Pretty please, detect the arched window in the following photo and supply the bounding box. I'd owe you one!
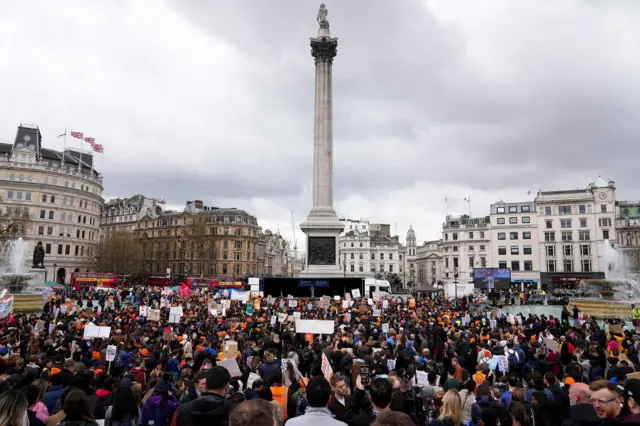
[51,195,56,203]
[42,194,47,202]
[48,211,54,220]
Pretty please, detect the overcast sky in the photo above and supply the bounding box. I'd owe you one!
[1,0,639,251]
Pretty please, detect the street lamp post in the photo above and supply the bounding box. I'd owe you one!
[453,267,459,299]
[53,263,57,284]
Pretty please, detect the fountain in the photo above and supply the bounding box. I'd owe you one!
[569,240,639,319]
[0,238,49,312]
[0,238,33,293]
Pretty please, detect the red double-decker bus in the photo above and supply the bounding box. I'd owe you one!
[144,276,175,287]
[71,272,119,290]
[184,277,244,289]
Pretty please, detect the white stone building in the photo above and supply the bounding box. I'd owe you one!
[404,226,417,287]
[488,201,540,287]
[0,124,104,284]
[416,240,444,285]
[101,194,166,237]
[338,218,404,279]
[535,176,615,289]
[615,201,640,275]
[440,214,491,284]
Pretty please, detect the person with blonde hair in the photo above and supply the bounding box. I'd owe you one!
[430,390,463,426]
[0,390,29,426]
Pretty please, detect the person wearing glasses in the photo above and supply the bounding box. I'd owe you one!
[589,380,622,421]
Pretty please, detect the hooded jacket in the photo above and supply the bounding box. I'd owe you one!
[172,393,230,426]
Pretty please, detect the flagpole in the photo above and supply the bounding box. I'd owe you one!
[62,127,67,166]
[468,196,472,216]
[78,136,83,171]
[444,195,448,218]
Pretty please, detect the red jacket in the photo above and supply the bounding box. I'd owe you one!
[129,367,146,389]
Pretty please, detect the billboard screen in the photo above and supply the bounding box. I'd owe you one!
[473,268,511,289]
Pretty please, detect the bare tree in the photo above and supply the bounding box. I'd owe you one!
[184,213,216,276]
[95,230,144,274]
[0,206,32,246]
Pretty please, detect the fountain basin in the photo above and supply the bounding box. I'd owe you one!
[568,298,635,319]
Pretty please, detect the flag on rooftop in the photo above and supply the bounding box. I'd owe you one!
[70,131,83,139]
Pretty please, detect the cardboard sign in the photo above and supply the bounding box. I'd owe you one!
[351,289,361,298]
[106,345,117,362]
[224,341,238,359]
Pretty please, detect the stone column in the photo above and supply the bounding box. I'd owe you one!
[310,33,338,217]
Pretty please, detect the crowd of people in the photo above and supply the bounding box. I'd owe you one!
[0,284,640,426]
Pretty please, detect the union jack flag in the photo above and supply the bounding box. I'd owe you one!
[70,131,83,139]
[92,143,103,153]
[84,137,95,145]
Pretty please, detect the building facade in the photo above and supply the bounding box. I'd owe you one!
[338,218,405,281]
[416,240,444,285]
[260,229,293,277]
[405,226,417,288]
[441,214,491,284]
[489,201,540,287]
[535,177,615,288]
[615,201,640,274]
[0,124,104,283]
[101,194,166,236]
[134,200,259,278]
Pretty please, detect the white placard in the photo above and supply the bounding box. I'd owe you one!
[278,313,288,323]
[106,345,117,362]
[139,306,147,317]
[218,358,242,377]
[367,298,373,305]
[497,355,508,372]
[295,319,335,334]
[148,309,160,321]
[289,299,298,308]
[334,295,340,301]
[373,309,381,317]
[342,300,349,309]
[351,289,361,298]
[270,316,277,325]
[247,372,260,389]
[382,323,389,333]
[387,359,396,371]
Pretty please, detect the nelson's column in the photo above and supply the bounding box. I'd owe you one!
[300,4,344,278]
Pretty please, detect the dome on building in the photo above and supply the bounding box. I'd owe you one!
[406,225,416,239]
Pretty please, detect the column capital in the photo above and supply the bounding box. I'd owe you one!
[310,37,338,64]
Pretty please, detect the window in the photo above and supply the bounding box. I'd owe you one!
[559,205,572,215]
[359,265,364,273]
[468,257,474,268]
[17,192,23,200]
[563,245,573,256]
[469,245,475,251]
[350,253,354,260]
[38,226,44,235]
[546,245,556,256]
[379,264,384,272]
[371,253,375,260]
[524,260,533,271]
[560,219,572,228]
[601,204,607,213]
[9,174,14,181]
[498,232,506,240]
[350,242,354,247]
[522,216,530,224]
[511,261,520,271]
[25,192,31,201]
[603,230,610,240]
[57,244,63,255]
[579,230,590,241]
[47,226,53,235]
[509,206,517,213]
[359,253,363,260]
[497,218,505,225]
[453,257,459,268]
[523,245,532,255]
[48,211,54,220]
[380,253,384,260]
[561,231,572,241]
[580,218,587,227]
[498,246,507,255]
[75,246,79,256]
[546,220,553,229]
[452,233,458,240]
[480,245,485,250]
[444,234,448,241]
[546,260,556,272]
[389,253,393,260]
[40,210,45,219]
[599,218,612,227]
[511,246,519,255]
[6,191,13,200]
[445,258,449,268]
[350,264,355,272]
[563,259,574,272]
[509,217,518,224]
[581,259,592,272]
[580,244,590,256]
[545,207,551,215]
[50,195,56,203]
[497,207,505,214]
[76,230,80,238]
[480,232,485,238]
[389,265,394,273]
[45,243,51,254]
[544,232,555,242]
[469,232,474,239]
[521,205,531,212]
[523,232,531,240]
[452,246,458,252]
[510,232,518,240]
[222,264,228,274]
[498,261,507,268]
[579,205,586,214]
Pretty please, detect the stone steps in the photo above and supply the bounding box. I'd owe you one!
[568,299,633,319]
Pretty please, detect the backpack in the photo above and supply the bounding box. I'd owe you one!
[112,416,137,426]
[508,351,520,366]
[140,403,173,426]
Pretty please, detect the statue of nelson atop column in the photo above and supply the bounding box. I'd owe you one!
[317,3,330,29]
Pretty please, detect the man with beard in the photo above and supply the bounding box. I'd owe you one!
[589,380,622,422]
